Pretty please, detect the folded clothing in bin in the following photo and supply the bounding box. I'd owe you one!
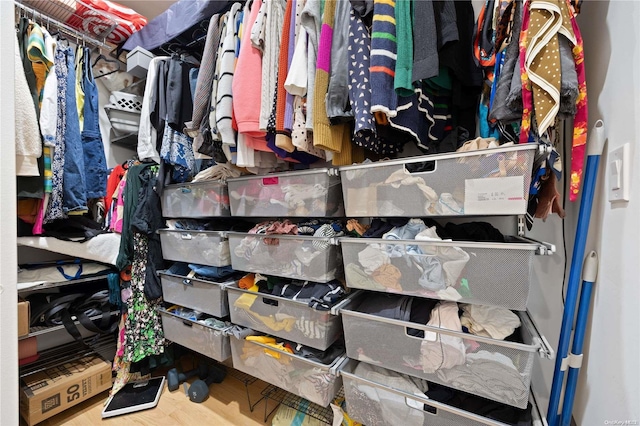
[165,261,239,281]
[239,273,346,310]
[239,334,343,403]
[350,362,533,426]
[164,304,230,329]
[233,275,346,340]
[351,295,528,407]
[345,219,505,299]
[165,218,253,232]
[232,220,344,281]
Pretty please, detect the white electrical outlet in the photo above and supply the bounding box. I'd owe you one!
[608,143,630,202]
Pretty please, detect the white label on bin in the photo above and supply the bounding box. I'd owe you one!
[464,175,525,215]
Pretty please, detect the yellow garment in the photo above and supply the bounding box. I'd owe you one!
[312,0,349,153]
[241,338,291,363]
[26,23,53,101]
[245,335,276,344]
[75,46,85,131]
[234,293,296,332]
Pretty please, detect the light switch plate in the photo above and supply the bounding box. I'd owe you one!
[608,143,630,202]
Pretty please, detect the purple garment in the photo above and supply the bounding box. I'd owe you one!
[122,0,234,52]
[284,0,297,132]
[266,133,321,165]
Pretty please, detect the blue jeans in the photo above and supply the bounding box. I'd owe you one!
[62,47,88,214]
[81,47,107,198]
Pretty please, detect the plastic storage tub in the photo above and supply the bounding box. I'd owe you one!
[159,229,230,267]
[340,236,552,310]
[228,232,342,282]
[339,144,541,217]
[161,180,230,218]
[159,270,237,318]
[226,284,356,350]
[341,307,553,409]
[341,360,547,426]
[159,307,231,362]
[227,169,344,217]
[229,335,347,406]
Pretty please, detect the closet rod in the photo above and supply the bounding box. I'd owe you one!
[14,1,107,48]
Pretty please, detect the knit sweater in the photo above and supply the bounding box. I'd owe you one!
[185,14,222,138]
[15,34,42,177]
[216,3,242,146]
[370,0,399,118]
[232,0,268,145]
[312,0,348,153]
[394,0,413,96]
[275,0,295,153]
[411,0,438,82]
[257,0,285,131]
[300,0,322,130]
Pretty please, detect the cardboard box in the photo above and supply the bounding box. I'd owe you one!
[18,298,30,338]
[20,354,112,426]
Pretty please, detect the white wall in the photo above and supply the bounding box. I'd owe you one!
[530,0,640,423]
[511,2,640,423]
[0,1,19,423]
[570,1,640,423]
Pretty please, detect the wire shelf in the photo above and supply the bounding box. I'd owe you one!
[261,385,344,425]
[228,368,258,387]
[15,0,116,47]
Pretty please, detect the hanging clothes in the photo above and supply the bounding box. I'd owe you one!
[80,47,108,199]
[16,17,44,201]
[123,233,165,363]
[14,33,42,178]
[44,45,71,223]
[59,46,88,215]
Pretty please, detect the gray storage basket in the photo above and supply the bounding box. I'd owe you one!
[341,308,553,409]
[340,236,552,310]
[159,307,231,362]
[229,334,347,406]
[159,271,235,318]
[159,229,230,267]
[161,180,230,218]
[339,144,541,217]
[227,168,344,217]
[341,360,548,426]
[228,232,342,282]
[227,284,357,351]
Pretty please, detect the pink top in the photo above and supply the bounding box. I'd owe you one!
[232,0,268,150]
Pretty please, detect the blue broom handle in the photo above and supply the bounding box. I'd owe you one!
[560,252,597,425]
[548,121,604,426]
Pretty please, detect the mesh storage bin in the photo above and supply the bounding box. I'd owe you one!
[227,169,344,217]
[159,271,236,318]
[229,335,346,406]
[341,308,552,409]
[340,144,541,217]
[161,180,230,218]
[228,232,342,282]
[341,236,551,310]
[341,361,546,426]
[227,284,355,350]
[159,307,231,362]
[159,229,230,267]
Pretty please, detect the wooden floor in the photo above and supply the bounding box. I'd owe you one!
[25,363,279,426]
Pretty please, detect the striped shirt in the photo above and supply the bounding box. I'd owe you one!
[370,0,399,118]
